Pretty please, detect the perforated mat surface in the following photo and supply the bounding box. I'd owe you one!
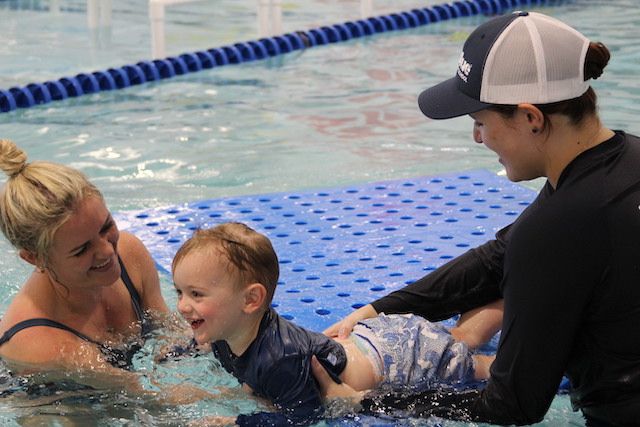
[115,169,536,331]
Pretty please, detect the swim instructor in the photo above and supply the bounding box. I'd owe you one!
[314,11,640,426]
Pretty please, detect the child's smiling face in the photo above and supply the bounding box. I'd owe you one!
[173,248,247,345]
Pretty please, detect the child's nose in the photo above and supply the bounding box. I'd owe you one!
[177,298,191,314]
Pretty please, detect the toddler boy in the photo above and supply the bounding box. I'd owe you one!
[172,223,496,425]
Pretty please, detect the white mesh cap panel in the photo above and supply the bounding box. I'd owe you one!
[537,17,589,102]
[482,19,539,103]
[480,12,590,105]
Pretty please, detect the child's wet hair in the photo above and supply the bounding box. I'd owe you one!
[173,222,280,305]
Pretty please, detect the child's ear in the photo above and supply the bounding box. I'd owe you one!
[243,283,267,314]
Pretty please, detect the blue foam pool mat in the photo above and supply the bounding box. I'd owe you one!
[115,169,536,332]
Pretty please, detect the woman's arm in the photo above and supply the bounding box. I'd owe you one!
[371,228,509,320]
[323,226,511,340]
[2,329,214,405]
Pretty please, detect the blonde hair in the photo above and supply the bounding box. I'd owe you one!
[173,222,280,306]
[0,139,102,264]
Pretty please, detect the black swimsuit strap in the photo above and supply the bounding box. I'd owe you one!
[0,255,146,347]
[117,255,144,322]
[0,318,97,347]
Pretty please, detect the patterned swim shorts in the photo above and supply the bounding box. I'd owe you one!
[352,313,475,391]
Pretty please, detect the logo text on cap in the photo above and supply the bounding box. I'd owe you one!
[457,52,472,83]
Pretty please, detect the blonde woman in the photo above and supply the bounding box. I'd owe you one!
[0,139,209,403]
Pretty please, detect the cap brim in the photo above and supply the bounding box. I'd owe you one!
[418,76,491,120]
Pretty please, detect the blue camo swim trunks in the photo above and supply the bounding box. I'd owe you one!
[352,313,475,390]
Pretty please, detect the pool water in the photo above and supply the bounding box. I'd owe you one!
[1,0,639,425]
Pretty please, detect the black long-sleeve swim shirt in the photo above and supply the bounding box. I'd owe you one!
[369,131,640,425]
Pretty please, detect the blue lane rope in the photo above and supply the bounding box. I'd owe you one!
[0,0,563,113]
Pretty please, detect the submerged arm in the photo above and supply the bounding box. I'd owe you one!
[2,330,215,405]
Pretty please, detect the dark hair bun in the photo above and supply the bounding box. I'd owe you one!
[585,41,610,80]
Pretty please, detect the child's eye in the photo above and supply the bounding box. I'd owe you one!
[191,290,202,298]
[174,289,182,297]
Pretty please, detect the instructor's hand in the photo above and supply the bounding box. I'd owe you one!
[322,304,378,339]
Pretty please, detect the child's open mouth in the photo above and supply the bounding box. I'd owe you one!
[190,319,204,329]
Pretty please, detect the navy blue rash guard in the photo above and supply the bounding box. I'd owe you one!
[368,131,640,425]
[212,308,348,426]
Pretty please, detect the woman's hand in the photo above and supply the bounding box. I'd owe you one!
[323,304,378,339]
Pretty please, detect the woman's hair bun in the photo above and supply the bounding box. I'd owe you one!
[585,41,611,81]
[0,139,28,178]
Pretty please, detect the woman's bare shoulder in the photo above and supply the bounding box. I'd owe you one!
[0,321,88,372]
